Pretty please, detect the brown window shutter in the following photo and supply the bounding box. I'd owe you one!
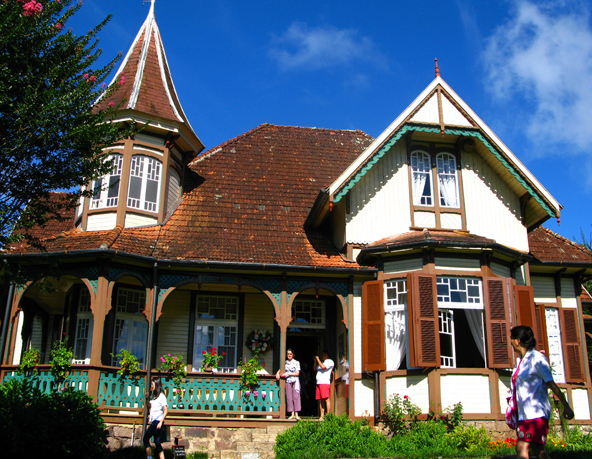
[362,280,385,371]
[560,308,584,383]
[515,285,547,355]
[408,273,440,368]
[483,277,514,368]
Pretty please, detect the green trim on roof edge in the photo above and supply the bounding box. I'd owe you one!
[333,125,555,218]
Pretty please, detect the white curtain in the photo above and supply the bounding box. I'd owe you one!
[412,172,427,205]
[385,310,407,370]
[438,174,458,207]
[465,309,485,361]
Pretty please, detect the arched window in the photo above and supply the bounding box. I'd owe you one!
[90,154,123,209]
[436,153,459,208]
[410,151,433,205]
[127,155,162,212]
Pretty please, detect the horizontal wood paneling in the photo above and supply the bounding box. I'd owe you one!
[87,212,117,231]
[385,374,430,414]
[354,379,376,417]
[435,257,480,271]
[531,277,556,303]
[384,259,422,275]
[560,279,578,308]
[441,374,490,413]
[242,293,275,369]
[490,263,511,278]
[156,290,191,361]
[124,213,158,229]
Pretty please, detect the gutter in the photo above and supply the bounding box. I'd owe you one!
[0,249,377,275]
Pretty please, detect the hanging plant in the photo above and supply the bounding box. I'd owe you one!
[238,353,264,395]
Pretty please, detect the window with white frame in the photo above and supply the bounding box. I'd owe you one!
[193,296,238,372]
[437,277,485,368]
[90,154,124,209]
[111,287,147,367]
[290,299,325,330]
[411,151,433,206]
[384,279,408,371]
[544,308,566,383]
[128,155,162,212]
[436,153,460,208]
[73,289,93,364]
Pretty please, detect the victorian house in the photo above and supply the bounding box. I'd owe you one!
[1,3,591,428]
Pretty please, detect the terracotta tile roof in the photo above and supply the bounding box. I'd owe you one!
[18,192,75,241]
[8,125,374,269]
[367,230,496,248]
[528,226,592,264]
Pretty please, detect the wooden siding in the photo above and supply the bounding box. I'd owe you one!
[345,141,410,244]
[87,212,117,231]
[166,168,181,213]
[435,256,480,272]
[354,379,376,417]
[462,152,528,252]
[242,293,275,369]
[156,290,191,361]
[516,265,526,286]
[572,388,591,420]
[385,374,430,414]
[498,375,511,413]
[124,213,158,228]
[531,277,556,303]
[384,259,422,274]
[30,315,43,355]
[441,374,490,413]
[441,95,473,126]
[410,93,439,124]
[414,211,436,228]
[560,279,578,308]
[440,212,462,230]
[491,263,511,278]
[353,282,363,374]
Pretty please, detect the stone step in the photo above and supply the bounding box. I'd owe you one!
[251,433,272,442]
[236,441,275,453]
[266,425,288,435]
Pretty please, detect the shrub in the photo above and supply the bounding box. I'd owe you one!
[446,424,491,453]
[49,339,73,388]
[18,347,40,376]
[274,413,394,459]
[112,349,141,376]
[381,393,422,434]
[0,378,106,459]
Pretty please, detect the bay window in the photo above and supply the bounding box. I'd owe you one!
[90,154,123,209]
[128,155,162,212]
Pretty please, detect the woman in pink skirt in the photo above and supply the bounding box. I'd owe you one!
[276,348,301,420]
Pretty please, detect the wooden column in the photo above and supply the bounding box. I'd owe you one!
[88,269,110,402]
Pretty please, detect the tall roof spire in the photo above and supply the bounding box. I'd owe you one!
[97,1,202,151]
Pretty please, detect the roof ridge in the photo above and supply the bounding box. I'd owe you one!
[540,226,592,256]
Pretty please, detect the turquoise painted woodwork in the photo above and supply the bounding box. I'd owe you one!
[2,369,88,394]
[98,372,146,408]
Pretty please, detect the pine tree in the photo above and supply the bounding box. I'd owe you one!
[0,0,132,247]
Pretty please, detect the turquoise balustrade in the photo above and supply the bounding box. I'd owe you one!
[98,372,146,408]
[1,370,89,393]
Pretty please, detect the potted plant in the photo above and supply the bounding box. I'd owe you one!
[238,352,264,399]
[49,340,73,390]
[112,349,140,377]
[201,347,225,372]
[159,353,187,387]
[18,348,40,377]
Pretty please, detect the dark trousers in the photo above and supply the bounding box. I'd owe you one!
[143,420,164,453]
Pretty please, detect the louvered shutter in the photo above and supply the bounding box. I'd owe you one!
[362,280,385,371]
[514,285,547,355]
[408,273,440,368]
[483,277,513,368]
[560,308,584,383]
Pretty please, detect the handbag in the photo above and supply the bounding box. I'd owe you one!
[505,359,522,429]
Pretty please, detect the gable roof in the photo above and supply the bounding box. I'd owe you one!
[6,125,374,271]
[96,2,204,154]
[528,226,592,265]
[324,76,561,229]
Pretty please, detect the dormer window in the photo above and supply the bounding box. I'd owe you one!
[90,154,123,209]
[128,155,162,212]
[411,151,433,205]
[436,153,459,208]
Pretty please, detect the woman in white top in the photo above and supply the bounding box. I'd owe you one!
[144,377,168,459]
[276,348,301,420]
[510,326,573,459]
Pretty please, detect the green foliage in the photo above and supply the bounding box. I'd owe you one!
[159,353,187,387]
[201,347,224,370]
[275,414,394,459]
[49,339,73,387]
[390,420,458,458]
[112,349,141,376]
[238,352,263,393]
[0,378,106,459]
[0,0,134,249]
[381,392,422,434]
[446,424,491,453]
[18,347,40,376]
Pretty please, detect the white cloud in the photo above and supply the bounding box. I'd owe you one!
[483,1,592,152]
[268,22,386,71]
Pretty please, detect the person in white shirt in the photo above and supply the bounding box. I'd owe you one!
[144,377,168,459]
[510,326,573,459]
[314,350,334,420]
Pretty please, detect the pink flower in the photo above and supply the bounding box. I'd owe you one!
[262,393,266,399]
[173,356,177,360]
[160,357,165,362]
[82,73,89,80]
[108,101,114,107]
[404,395,408,399]
[102,82,106,88]
[89,75,96,83]
[253,391,259,397]
[55,23,62,30]
[119,74,125,86]
[168,354,171,356]
[245,390,250,396]
[22,1,43,17]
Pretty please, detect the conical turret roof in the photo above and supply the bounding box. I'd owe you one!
[97,2,203,153]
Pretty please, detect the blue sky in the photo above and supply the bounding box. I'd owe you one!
[69,0,592,245]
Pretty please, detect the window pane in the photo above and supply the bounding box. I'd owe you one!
[437,153,459,207]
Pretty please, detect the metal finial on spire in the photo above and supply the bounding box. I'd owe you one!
[435,58,440,77]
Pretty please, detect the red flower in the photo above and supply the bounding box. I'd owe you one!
[404,395,409,399]
[212,348,217,351]
[222,352,226,356]
[202,350,206,354]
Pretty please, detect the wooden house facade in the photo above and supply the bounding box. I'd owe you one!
[1,3,592,429]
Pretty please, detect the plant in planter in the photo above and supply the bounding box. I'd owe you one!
[49,340,73,389]
[18,348,40,377]
[111,349,140,377]
[160,353,187,387]
[238,353,264,397]
[201,347,224,372]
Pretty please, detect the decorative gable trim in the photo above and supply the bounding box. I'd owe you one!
[333,125,557,219]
